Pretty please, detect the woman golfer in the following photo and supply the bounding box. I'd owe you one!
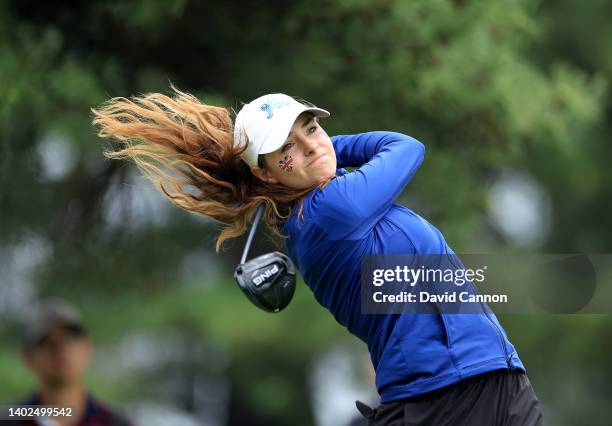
[92,88,543,425]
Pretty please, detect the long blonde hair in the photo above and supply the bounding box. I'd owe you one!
[91,86,322,252]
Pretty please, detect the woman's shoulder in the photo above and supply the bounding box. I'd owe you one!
[300,170,349,217]
[285,169,365,240]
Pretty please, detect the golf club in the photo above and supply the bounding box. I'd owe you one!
[234,204,296,313]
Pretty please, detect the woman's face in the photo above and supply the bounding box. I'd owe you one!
[251,113,337,189]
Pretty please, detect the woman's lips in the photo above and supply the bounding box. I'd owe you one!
[308,153,327,168]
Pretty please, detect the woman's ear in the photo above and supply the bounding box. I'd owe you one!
[250,165,279,184]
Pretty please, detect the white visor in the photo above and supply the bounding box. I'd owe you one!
[233,93,330,167]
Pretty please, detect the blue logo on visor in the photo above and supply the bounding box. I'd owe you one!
[260,99,292,119]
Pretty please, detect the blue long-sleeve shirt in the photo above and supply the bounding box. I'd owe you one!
[282,131,525,403]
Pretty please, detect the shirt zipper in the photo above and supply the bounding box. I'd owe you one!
[468,280,515,371]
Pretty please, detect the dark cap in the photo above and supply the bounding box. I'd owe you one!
[21,298,86,349]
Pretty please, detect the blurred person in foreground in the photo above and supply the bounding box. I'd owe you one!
[7,298,132,426]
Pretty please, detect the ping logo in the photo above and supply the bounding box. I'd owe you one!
[260,99,291,119]
[253,264,279,286]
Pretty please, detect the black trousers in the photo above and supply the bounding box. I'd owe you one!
[356,369,543,426]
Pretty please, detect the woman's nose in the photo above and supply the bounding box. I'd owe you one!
[302,138,318,156]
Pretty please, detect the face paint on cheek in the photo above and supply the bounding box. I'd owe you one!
[278,155,294,172]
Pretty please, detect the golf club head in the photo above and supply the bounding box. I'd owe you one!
[234,251,296,313]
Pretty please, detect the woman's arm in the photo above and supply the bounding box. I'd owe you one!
[314,131,425,239]
[332,131,422,168]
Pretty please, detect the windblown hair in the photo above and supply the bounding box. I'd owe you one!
[91,86,324,252]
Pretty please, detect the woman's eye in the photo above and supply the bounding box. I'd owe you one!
[308,126,317,134]
[282,143,294,152]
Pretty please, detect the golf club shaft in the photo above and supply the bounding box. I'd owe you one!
[240,204,265,264]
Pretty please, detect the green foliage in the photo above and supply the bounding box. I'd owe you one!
[1,0,611,424]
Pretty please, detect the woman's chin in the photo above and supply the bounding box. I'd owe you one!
[315,169,337,186]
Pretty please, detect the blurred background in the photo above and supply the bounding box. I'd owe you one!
[1,0,611,425]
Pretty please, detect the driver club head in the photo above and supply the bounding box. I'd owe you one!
[234,251,296,313]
